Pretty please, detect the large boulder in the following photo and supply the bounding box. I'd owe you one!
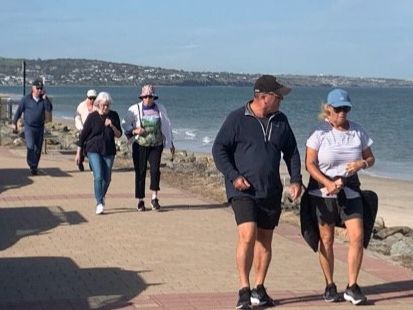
[390,238,413,257]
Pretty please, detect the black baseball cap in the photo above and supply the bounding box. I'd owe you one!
[254,75,291,96]
[32,78,44,88]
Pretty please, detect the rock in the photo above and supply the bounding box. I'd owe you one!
[47,138,60,145]
[188,153,196,163]
[0,136,13,145]
[374,216,385,229]
[383,233,404,247]
[176,150,187,157]
[368,239,391,255]
[390,238,413,257]
[282,189,299,210]
[13,137,24,146]
[374,226,412,240]
[165,161,174,169]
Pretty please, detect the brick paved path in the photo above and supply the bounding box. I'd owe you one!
[0,146,412,309]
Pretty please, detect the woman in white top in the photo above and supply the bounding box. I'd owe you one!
[74,89,97,171]
[122,85,175,212]
[305,89,375,305]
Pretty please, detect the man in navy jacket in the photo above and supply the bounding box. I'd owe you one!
[212,75,302,309]
[12,78,53,175]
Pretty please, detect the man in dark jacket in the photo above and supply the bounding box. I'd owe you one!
[12,78,53,175]
[212,75,302,310]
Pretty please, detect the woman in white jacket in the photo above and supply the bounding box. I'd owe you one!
[122,85,175,211]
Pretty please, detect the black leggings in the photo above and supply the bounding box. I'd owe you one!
[132,143,163,199]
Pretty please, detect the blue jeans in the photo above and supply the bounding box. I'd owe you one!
[24,126,44,169]
[87,153,114,205]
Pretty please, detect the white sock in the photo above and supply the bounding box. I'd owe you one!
[152,193,157,200]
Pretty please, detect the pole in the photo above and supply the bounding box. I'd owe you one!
[22,61,26,96]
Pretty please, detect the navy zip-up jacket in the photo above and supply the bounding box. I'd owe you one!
[212,103,302,201]
[13,94,53,128]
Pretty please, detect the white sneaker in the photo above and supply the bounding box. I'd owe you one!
[96,203,104,215]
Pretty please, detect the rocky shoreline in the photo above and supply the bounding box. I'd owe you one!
[1,119,412,271]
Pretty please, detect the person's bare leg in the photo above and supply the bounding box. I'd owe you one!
[318,223,335,284]
[236,222,256,288]
[345,218,364,286]
[253,228,273,286]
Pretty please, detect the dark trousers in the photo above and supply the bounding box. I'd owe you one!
[79,149,85,165]
[24,126,44,169]
[132,143,163,199]
[76,137,90,170]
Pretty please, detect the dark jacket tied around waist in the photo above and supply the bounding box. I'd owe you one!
[300,175,378,252]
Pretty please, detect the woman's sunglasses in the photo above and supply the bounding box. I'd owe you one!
[332,106,351,113]
[142,95,154,99]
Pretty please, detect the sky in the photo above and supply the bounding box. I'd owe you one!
[0,0,412,79]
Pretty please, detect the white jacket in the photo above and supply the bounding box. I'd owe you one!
[74,99,96,131]
[121,101,174,148]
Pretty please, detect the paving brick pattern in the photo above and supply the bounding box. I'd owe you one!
[0,146,412,309]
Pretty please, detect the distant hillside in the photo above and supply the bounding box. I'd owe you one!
[1,56,412,88]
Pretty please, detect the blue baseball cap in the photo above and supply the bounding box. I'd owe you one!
[327,88,352,107]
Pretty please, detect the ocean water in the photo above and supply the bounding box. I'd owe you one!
[1,85,412,181]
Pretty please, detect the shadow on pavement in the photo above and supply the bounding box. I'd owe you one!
[0,206,87,251]
[0,167,72,194]
[112,167,133,172]
[160,203,229,211]
[104,203,228,215]
[37,167,72,177]
[276,279,413,306]
[365,280,413,303]
[276,292,322,306]
[0,168,33,194]
[0,256,146,309]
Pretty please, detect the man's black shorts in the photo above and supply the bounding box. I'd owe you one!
[231,196,282,230]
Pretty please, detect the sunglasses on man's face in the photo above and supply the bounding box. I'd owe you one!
[142,95,154,99]
[36,87,43,90]
[267,92,283,100]
[333,106,351,113]
[88,97,96,100]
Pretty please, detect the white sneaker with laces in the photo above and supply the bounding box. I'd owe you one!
[96,203,104,215]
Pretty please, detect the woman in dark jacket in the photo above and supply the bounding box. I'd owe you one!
[75,92,122,214]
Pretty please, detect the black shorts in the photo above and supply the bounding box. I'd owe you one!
[309,195,363,226]
[231,196,282,230]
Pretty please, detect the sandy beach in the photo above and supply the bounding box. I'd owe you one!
[356,174,413,228]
